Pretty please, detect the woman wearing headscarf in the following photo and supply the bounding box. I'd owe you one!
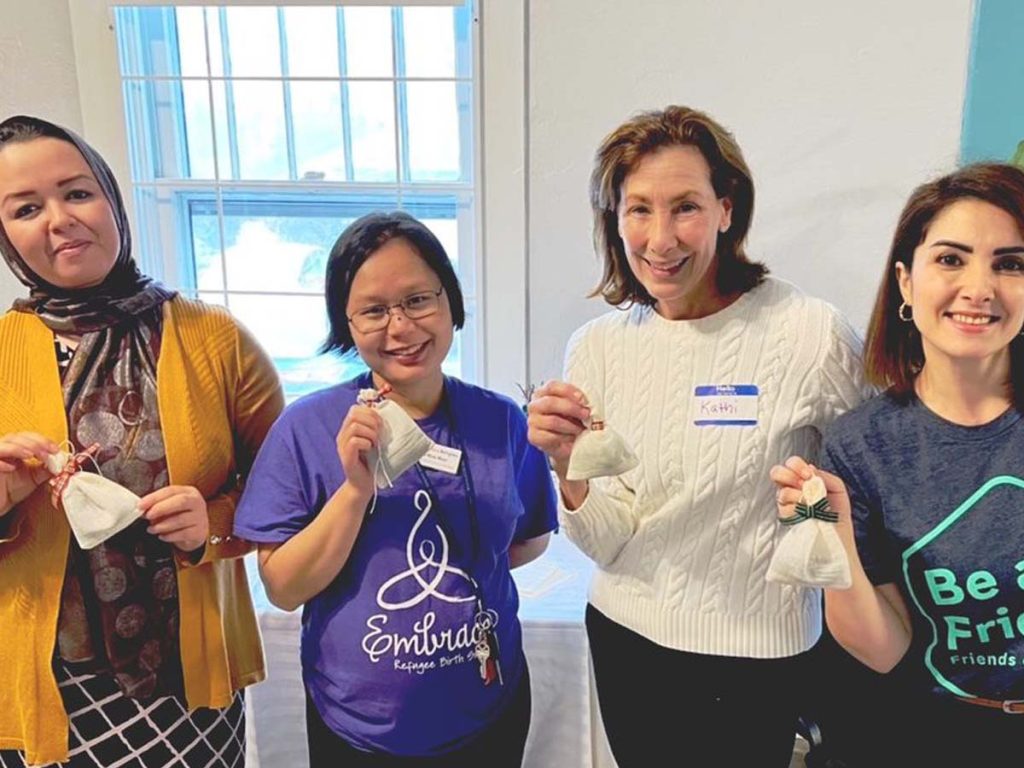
[0,115,283,767]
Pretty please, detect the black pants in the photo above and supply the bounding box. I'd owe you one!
[843,684,1024,768]
[306,663,531,768]
[874,688,1024,767]
[586,604,803,767]
[800,628,899,767]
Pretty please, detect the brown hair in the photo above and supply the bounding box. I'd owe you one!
[589,105,767,307]
[864,163,1024,409]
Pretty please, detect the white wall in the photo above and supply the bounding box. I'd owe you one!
[0,0,83,308]
[526,0,973,382]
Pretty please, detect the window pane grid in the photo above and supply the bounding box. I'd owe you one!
[393,6,410,188]
[277,8,300,182]
[115,2,478,398]
[130,181,474,197]
[120,75,473,83]
[117,4,471,185]
[181,285,479,298]
[336,8,355,181]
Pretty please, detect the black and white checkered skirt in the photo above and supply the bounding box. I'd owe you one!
[0,666,244,768]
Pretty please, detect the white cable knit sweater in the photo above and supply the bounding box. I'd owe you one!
[560,277,869,658]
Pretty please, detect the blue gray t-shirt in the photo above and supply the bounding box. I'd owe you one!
[822,392,1024,703]
[234,374,558,755]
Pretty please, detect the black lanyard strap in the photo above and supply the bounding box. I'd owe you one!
[411,382,482,584]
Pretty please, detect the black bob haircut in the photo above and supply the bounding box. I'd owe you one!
[321,210,466,355]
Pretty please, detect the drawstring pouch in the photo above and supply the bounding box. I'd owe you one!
[355,386,434,516]
[46,441,143,550]
[566,406,638,481]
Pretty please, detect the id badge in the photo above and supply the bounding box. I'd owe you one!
[693,384,758,426]
[419,444,462,474]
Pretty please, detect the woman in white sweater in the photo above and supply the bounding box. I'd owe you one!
[527,105,869,766]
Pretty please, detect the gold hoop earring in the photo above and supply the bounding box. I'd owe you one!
[898,302,913,323]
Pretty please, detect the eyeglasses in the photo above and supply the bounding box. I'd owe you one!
[347,286,445,333]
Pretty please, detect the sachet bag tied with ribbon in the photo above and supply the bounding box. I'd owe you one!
[767,473,851,589]
[565,406,639,481]
[357,387,433,489]
[45,443,143,550]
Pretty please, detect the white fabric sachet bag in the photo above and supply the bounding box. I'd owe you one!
[357,387,433,489]
[45,445,143,550]
[767,473,851,589]
[566,410,639,481]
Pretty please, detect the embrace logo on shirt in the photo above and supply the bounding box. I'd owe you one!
[360,490,500,676]
[902,476,1024,701]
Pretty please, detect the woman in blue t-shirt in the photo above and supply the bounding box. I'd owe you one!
[234,211,558,767]
[771,163,1024,765]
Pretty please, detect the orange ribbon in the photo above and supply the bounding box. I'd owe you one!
[48,443,101,509]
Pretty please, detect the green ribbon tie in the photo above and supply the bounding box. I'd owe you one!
[779,496,838,526]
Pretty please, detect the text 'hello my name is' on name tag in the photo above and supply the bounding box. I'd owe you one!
[693,384,758,426]
[419,443,463,474]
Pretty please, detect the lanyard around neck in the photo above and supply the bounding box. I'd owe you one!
[412,385,484,588]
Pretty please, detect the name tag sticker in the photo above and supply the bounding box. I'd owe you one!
[693,384,758,426]
[419,443,463,474]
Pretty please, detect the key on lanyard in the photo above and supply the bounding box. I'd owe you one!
[473,601,503,686]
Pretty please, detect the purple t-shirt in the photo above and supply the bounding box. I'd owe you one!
[234,375,558,756]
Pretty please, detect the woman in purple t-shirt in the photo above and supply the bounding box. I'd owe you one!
[234,211,558,766]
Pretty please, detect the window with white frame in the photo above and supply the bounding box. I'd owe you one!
[111,2,477,400]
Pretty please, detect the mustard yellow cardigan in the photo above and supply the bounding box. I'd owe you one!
[0,297,284,765]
